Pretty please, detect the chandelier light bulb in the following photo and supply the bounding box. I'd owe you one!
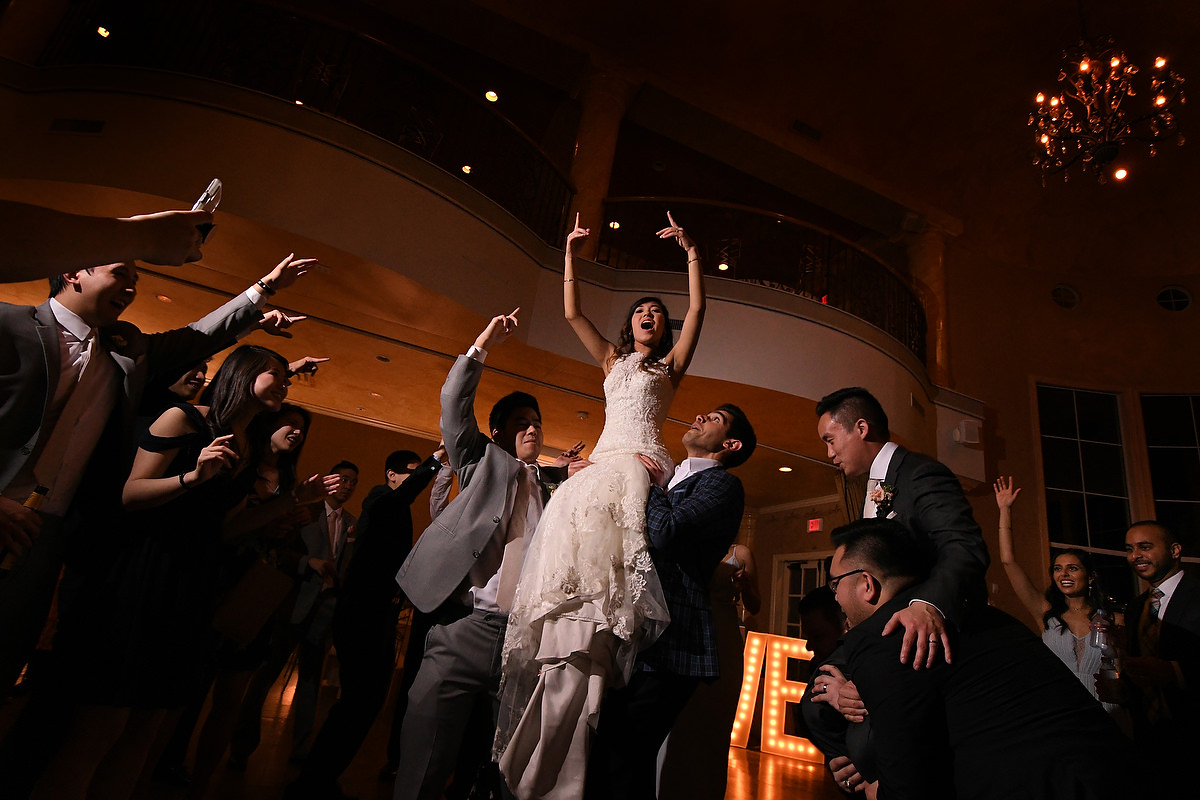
[1036,92,1046,103]
[1110,57,1120,68]
[1156,57,1167,69]
[1080,59,1090,72]
[1114,168,1128,180]
[1156,95,1167,106]
[1050,97,1060,107]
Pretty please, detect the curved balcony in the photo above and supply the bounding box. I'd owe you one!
[38,0,573,245]
[597,198,928,361]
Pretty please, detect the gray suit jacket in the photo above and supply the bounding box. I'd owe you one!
[0,294,262,496]
[292,505,357,625]
[395,355,564,614]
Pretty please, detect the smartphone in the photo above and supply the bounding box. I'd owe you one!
[192,178,222,241]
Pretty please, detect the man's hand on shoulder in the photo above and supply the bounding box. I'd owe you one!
[882,600,950,669]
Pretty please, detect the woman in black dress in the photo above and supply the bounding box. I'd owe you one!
[35,345,331,800]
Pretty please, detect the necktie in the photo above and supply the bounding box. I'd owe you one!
[1150,587,1164,619]
[496,465,540,613]
[1139,587,1169,722]
[328,508,342,558]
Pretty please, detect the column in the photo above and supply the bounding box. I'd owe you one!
[907,225,951,387]
[567,62,637,260]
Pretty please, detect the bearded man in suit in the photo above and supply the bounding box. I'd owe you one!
[586,403,755,800]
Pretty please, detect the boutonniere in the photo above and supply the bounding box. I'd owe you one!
[544,482,560,497]
[346,524,356,543]
[870,483,896,517]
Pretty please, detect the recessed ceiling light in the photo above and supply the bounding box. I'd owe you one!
[156,294,172,303]
[485,90,499,102]
[462,165,472,174]
[718,263,730,271]
[369,391,382,398]
[778,466,793,473]
[1114,168,1128,180]
[375,355,391,363]
[608,221,620,229]
[294,100,304,106]
[97,27,111,38]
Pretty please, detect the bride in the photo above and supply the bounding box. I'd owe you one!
[495,212,706,799]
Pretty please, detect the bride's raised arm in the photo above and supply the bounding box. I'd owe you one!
[659,211,706,385]
[563,213,618,372]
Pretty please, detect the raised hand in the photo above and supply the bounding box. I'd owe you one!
[123,209,212,265]
[993,476,1022,510]
[551,441,586,468]
[474,308,520,352]
[288,355,329,375]
[566,213,590,254]
[256,310,309,338]
[261,254,319,292]
[656,211,696,251]
[185,434,238,487]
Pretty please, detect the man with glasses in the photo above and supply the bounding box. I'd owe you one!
[817,518,1127,799]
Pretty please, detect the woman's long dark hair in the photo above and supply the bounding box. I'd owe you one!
[246,403,310,493]
[198,345,289,436]
[610,295,674,372]
[1043,548,1108,631]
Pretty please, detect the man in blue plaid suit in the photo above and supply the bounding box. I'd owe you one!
[586,403,756,800]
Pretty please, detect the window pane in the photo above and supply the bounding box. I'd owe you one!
[1045,490,1087,546]
[1147,448,1200,501]
[1153,500,1200,554]
[1085,495,1131,552]
[1037,386,1077,438]
[1041,436,1082,491]
[1143,395,1196,446]
[1076,391,1121,444]
[1080,442,1127,497]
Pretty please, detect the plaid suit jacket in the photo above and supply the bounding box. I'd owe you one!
[638,465,744,678]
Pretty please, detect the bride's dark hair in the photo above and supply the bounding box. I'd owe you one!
[609,295,674,372]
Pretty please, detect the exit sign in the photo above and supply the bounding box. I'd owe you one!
[807,518,823,533]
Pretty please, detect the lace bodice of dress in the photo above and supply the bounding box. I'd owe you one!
[590,352,674,469]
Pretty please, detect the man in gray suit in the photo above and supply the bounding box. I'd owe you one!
[393,310,569,800]
[0,255,311,694]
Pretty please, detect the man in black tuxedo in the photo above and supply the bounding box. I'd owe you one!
[1100,521,1200,793]
[586,404,755,800]
[803,387,989,792]
[285,448,444,799]
[828,519,1127,800]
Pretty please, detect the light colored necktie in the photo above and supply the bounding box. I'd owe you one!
[496,465,539,613]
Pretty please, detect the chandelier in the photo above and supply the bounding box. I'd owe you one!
[1029,34,1185,183]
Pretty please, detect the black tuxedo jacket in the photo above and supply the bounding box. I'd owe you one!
[843,591,1128,800]
[883,446,989,630]
[1124,571,1200,736]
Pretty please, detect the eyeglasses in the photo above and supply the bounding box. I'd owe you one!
[828,568,867,592]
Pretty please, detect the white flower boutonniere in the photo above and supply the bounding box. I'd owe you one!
[869,483,896,518]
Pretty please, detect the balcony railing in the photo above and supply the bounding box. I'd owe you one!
[598,198,927,361]
[38,0,573,245]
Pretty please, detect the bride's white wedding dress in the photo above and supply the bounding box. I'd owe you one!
[495,352,673,799]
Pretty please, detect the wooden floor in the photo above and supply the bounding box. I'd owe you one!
[3,666,846,800]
